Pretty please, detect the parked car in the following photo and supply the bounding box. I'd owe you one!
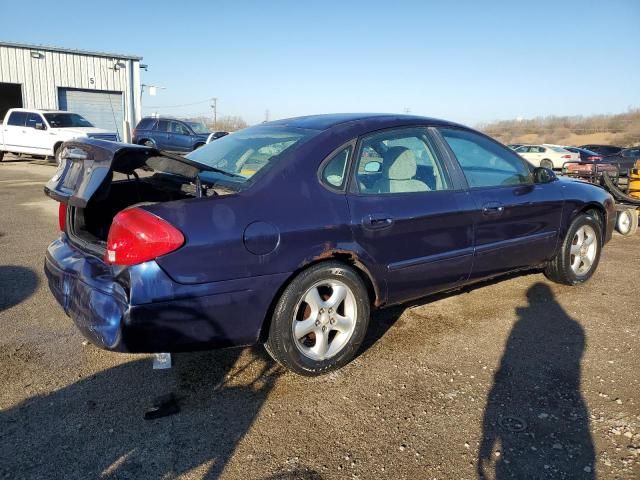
[206,131,229,143]
[44,113,615,376]
[514,144,579,169]
[576,145,639,174]
[0,108,119,163]
[578,144,623,156]
[132,117,211,153]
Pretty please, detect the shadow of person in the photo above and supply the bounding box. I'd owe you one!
[478,282,595,479]
[0,346,283,479]
[0,265,39,312]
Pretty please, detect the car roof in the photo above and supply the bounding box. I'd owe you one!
[263,113,460,131]
[9,108,67,114]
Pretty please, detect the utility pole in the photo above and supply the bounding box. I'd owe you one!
[211,97,218,129]
[265,109,270,122]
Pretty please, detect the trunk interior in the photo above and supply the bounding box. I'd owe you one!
[68,174,195,252]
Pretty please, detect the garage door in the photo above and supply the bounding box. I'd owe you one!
[58,88,123,135]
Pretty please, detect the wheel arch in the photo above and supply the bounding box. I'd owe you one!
[257,251,383,343]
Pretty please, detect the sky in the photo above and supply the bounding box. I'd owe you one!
[2,0,639,126]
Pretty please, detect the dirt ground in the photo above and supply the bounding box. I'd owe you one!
[0,157,638,479]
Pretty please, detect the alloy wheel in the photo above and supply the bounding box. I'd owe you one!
[570,225,598,275]
[292,280,357,361]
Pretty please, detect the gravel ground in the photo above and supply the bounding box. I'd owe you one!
[0,156,638,480]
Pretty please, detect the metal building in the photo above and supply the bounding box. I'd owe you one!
[0,41,143,141]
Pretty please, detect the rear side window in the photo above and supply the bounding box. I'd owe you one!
[137,118,156,130]
[440,128,532,188]
[156,120,170,132]
[7,111,27,126]
[321,146,351,190]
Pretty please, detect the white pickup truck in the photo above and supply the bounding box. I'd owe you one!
[0,108,119,163]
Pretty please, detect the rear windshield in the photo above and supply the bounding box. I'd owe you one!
[548,146,567,153]
[44,113,93,128]
[186,126,317,183]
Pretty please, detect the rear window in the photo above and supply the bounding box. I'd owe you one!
[7,111,27,126]
[136,118,156,130]
[186,126,317,184]
[548,146,567,153]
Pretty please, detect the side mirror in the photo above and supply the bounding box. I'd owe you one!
[364,161,381,173]
[533,166,557,183]
[35,122,46,130]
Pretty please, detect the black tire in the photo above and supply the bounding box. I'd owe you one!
[264,261,370,376]
[540,159,554,170]
[544,213,602,285]
[616,208,638,236]
[141,140,155,148]
[0,150,4,162]
[53,143,63,167]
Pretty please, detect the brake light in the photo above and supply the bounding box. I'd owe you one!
[105,208,184,266]
[561,154,572,159]
[58,202,67,231]
[586,156,602,161]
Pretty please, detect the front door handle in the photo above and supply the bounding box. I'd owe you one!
[362,214,394,230]
[482,202,505,216]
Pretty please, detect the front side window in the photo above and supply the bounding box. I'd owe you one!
[321,146,351,189]
[26,113,45,128]
[170,121,190,135]
[7,111,27,126]
[186,125,317,184]
[43,113,93,128]
[440,128,532,188]
[355,128,450,194]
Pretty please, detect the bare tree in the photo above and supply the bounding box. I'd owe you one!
[204,116,248,132]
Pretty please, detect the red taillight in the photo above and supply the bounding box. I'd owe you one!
[58,202,67,231]
[561,154,572,159]
[586,156,602,161]
[105,208,184,266]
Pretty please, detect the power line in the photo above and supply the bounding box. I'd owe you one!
[144,97,214,109]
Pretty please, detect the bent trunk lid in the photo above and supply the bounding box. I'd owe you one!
[44,138,203,207]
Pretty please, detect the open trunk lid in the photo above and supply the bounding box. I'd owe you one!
[44,138,204,207]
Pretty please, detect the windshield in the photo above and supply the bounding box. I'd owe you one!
[44,113,94,128]
[186,121,210,134]
[186,126,316,183]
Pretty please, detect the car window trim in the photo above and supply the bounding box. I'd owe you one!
[347,125,465,196]
[433,126,535,190]
[317,140,356,193]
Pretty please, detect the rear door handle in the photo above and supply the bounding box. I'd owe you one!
[482,202,505,216]
[362,214,394,230]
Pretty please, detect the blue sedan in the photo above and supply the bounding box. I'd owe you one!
[44,114,616,375]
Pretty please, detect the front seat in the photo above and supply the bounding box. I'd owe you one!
[372,146,430,193]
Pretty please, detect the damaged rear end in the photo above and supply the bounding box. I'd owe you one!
[43,138,251,352]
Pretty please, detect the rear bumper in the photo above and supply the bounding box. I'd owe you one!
[45,235,289,353]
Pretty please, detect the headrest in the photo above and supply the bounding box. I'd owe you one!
[383,147,417,180]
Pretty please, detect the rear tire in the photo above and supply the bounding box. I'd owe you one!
[142,140,155,148]
[544,214,602,285]
[540,159,554,170]
[616,208,638,236]
[264,261,370,376]
[0,150,4,162]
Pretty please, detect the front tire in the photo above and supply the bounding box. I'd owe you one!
[544,214,602,285]
[265,261,370,376]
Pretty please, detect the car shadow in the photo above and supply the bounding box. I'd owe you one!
[0,265,39,313]
[477,282,594,479]
[0,346,284,479]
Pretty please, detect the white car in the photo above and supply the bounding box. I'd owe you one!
[0,108,119,163]
[514,144,579,169]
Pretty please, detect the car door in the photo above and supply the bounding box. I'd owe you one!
[25,112,51,154]
[437,128,564,280]
[2,111,28,152]
[168,121,193,152]
[347,126,475,305]
[154,120,170,149]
